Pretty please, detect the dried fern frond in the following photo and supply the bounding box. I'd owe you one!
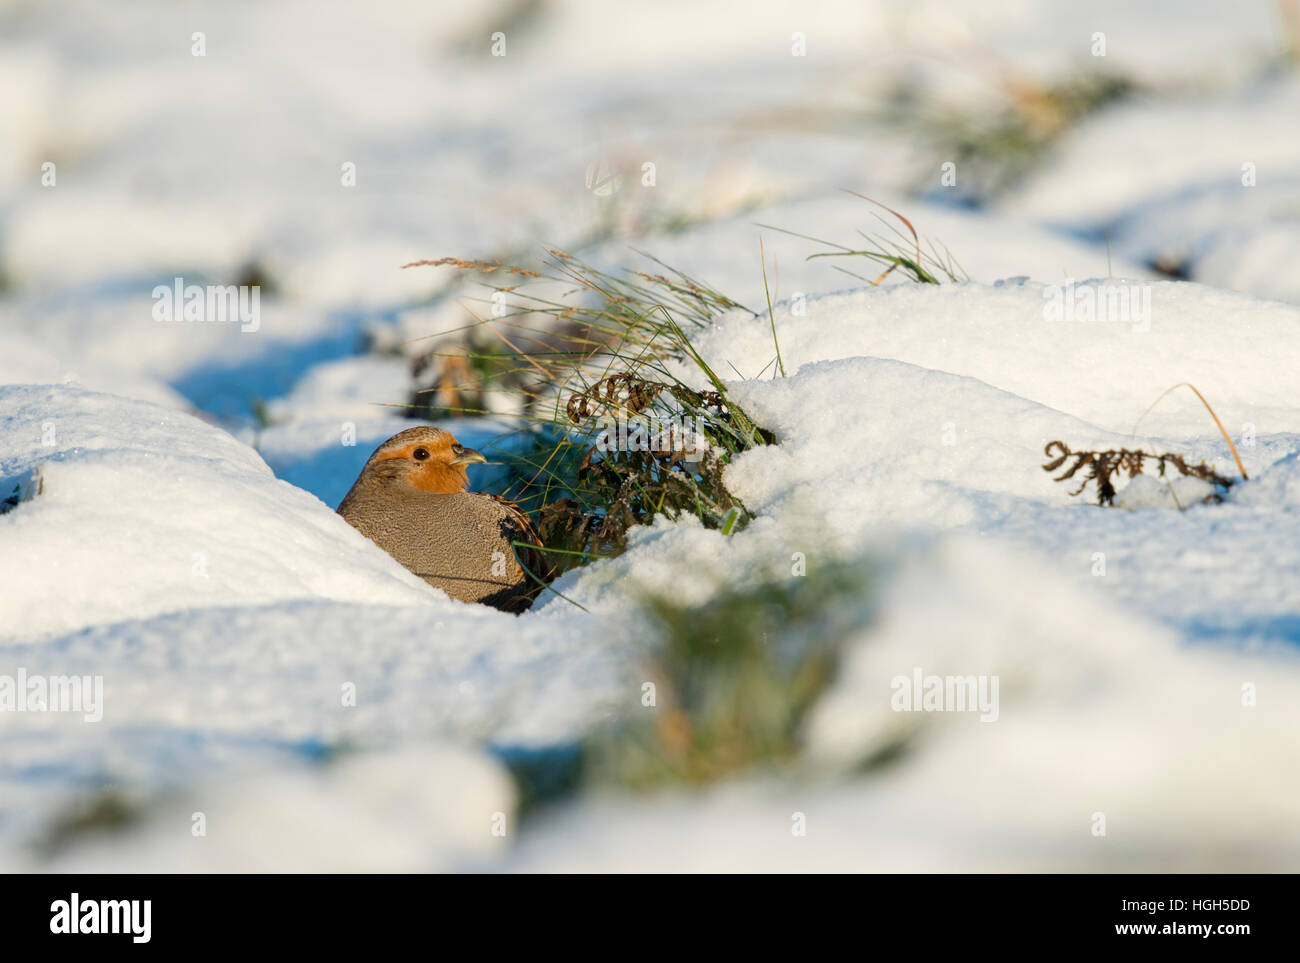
[1043,441,1235,507]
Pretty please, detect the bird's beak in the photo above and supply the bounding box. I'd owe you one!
[449,447,487,467]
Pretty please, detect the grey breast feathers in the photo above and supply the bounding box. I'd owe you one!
[341,488,551,613]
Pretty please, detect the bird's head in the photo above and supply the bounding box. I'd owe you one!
[359,426,486,494]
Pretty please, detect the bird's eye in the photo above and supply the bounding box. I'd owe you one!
[452,444,463,455]
[413,448,430,461]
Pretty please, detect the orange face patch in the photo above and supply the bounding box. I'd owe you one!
[372,435,470,494]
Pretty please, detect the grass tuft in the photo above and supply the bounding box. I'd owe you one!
[885,71,1135,202]
[32,788,142,859]
[505,556,885,811]
[759,236,787,377]
[402,251,774,576]
[759,194,966,286]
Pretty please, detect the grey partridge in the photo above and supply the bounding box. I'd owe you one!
[337,427,549,613]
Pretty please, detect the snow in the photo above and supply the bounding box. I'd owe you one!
[1111,473,1217,511]
[43,746,516,873]
[0,385,441,640]
[507,539,1300,872]
[1001,76,1300,305]
[706,279,1300,438]
[709,334,1300,654]
[1003,79,1300,230]
[3,0,1300,872]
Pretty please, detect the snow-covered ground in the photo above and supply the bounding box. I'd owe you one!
[3,0,1300,872]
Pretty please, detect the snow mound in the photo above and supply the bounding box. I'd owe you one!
[41,746,514,873]
[506,537,1300,872]
[0,384,437,639]
[692,280,1300,441]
